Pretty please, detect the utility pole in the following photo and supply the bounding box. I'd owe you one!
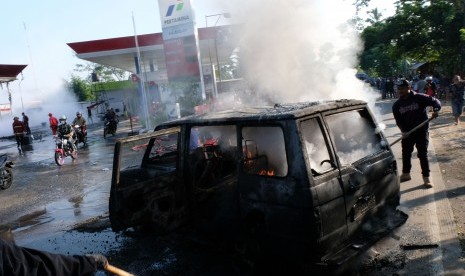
[205,13,231,97]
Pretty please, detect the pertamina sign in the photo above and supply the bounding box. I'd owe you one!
[158,0,200,79]
[158,0,195,39]
[161,0,192,28]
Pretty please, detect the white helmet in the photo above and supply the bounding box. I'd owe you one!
[425,76,433,81]
[59,115,67,124]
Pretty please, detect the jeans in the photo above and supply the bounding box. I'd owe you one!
[401,129,430,177]
[451,98,464,117]
[15,134,24,147]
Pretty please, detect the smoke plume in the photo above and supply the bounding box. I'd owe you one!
[218,0,377,106]
[0,81,83,138]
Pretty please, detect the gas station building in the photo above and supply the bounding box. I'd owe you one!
[67,24,238,126]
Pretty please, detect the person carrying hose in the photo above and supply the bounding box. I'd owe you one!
[392,79,441,188]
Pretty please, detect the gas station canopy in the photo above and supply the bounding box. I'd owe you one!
[0,64,27,84]
[67,26,235,76]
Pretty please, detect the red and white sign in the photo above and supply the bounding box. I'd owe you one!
[158,0,201,80]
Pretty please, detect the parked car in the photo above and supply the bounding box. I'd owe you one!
[109,99,407,273]
[355,72,368,81]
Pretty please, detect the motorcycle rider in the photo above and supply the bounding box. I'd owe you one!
[104,108,117,121]
[103,108,118,134]
[72,111,87,146]
[57,115,76,151]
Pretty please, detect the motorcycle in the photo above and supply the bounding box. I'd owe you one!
[73,125,87,147]
[103,119,118,139]
[54,136,77,166]
[0,154,13,190]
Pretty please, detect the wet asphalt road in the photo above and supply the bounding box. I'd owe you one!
[0,122,115,234]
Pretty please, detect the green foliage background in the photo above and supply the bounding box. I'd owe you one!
[358,0,465,78]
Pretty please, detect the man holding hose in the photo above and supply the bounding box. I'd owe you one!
[392,79,441,188]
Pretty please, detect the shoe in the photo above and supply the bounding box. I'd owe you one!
[423,177,433,188]
[400,173,411,182]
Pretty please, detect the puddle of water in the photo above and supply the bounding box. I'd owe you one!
[7,183,110,243]
[11,209,53,232]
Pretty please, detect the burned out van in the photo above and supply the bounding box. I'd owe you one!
[109,99,407,271]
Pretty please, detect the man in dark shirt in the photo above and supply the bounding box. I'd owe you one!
[392,79,441,188]
[22,112,31,135]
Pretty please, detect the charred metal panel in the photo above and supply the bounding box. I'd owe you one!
[192,176,239,240]
[111,169,187,232]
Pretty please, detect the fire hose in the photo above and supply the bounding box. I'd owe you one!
[104,262,135,276]
[389,117,435,147]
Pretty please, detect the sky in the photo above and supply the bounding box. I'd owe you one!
[0,0,394,137]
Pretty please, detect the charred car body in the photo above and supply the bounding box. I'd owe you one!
[109,99,407,272]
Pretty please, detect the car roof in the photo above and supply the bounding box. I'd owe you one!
[156,99,366,129]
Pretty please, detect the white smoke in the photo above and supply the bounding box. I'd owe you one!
[217,0,378,106]
[0,81,82,138]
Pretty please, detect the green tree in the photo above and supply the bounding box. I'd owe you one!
[67,63,131,101]
[74,63,130,82]
[358,0,465,77]
[67,75,92,101]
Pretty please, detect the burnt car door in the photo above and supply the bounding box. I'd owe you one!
[300,116,347,256]
[185,125,240,239]
[238,124,307,257]
[109,127,187,232]
[324,107,399,240]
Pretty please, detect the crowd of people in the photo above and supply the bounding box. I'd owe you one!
[375,74,447,100]
[373,74,464,125]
